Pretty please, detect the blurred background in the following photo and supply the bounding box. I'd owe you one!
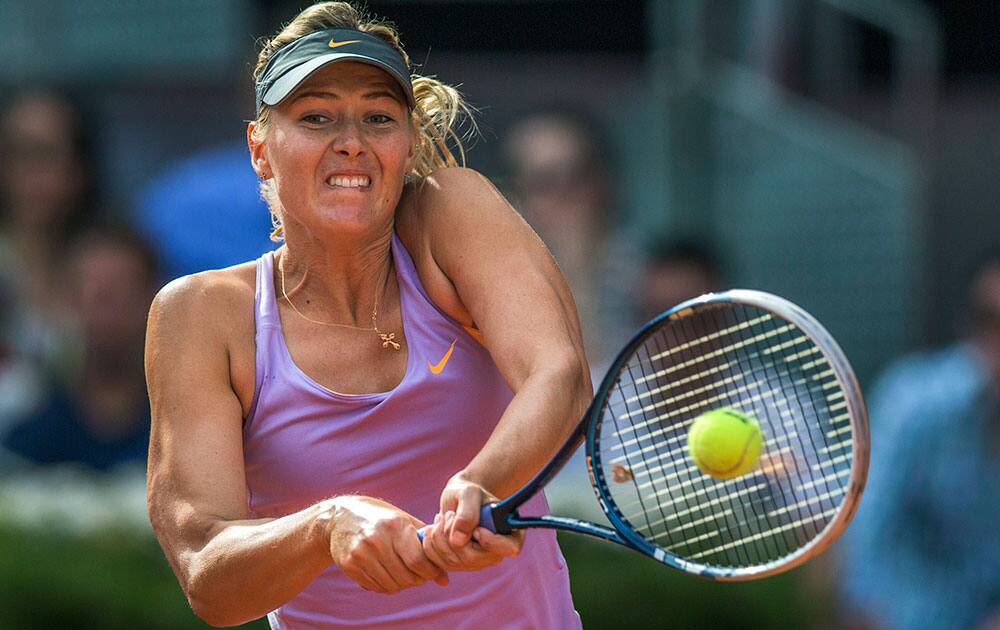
[1,0,998,628]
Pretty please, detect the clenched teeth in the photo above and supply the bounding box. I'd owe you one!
[326,175,371,188]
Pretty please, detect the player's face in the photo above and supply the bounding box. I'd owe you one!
[256,62,414,238]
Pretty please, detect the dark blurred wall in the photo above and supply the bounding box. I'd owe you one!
[3,0,1000,360]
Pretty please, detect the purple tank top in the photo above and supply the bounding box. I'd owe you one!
[243,232,580,629]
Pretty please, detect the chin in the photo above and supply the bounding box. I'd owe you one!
[314,209,384,235]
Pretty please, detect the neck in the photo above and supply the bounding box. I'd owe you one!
[277,220,395,327]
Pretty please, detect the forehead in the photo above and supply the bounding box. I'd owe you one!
[291,61,404,101]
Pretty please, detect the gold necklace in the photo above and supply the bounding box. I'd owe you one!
[278,254,401,351]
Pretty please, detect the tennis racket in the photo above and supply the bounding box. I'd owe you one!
[471,289,868,580]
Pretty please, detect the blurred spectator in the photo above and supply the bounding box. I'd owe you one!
[501,105,631,364]
[837,251,1000,629]
[134,141,277,280]
[0,272,42,432]
[0,90,98,428]
[633,238,722,324]
[1,225,159,472]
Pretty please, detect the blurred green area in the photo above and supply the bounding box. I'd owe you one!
[0,523,265,630]
[560,533,826,629]
[0,519,825,629]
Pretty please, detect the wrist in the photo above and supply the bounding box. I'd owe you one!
[312,497,343,562]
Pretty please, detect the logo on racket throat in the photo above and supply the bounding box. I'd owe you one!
[428,339,457,375]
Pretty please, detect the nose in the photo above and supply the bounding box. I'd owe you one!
[331,119,365,158]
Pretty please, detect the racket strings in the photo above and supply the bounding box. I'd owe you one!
[653,313,757,567]
[688,306,792,565]
[691,307,784,565]
[725,306,822,557]
[709,306,850,561]
[611,358,675,537]
[747,304,844,530]
[596,303,855,570]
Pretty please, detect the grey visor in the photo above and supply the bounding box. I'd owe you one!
[255,28,415,114]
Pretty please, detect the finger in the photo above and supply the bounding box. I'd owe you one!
[421,521,448,570]
[355,548,405,594]
[343,567,384,593]
[439,491,459,515]
[420,533,451,585]
[473,528,523,558]
[395,525,448,584]
[450,487,482,547]
[375,560,408,594]
[431,512,463,567]
[338,557,388,594]
[404,512,427,530]
[435,513,463,566]
[381,553,426,590]
[447,538,503,571]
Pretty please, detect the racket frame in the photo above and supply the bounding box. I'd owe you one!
[482,289,869,580]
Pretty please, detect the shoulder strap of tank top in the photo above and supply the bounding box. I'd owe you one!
[245,250,281,427]
[255,250,280,329]
[390,230,486,347]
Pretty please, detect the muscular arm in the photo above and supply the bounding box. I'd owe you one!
[146,274,442,627]
[409,167,592,546]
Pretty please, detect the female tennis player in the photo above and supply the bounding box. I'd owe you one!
[145,2,590,627]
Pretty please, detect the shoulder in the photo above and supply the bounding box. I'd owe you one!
[146,261,259,412]
[420,166,495,195]
[395,168,526,327]
[416,167,509,220]
[148,261,257,344]
[398,166,532,251]
[401,167,512,228]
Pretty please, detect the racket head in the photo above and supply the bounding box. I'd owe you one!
[586,289,869,580]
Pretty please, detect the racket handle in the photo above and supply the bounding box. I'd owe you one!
[478,503,498,532]
[416,504,499,542]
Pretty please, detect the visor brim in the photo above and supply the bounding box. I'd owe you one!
[260,53,415,109]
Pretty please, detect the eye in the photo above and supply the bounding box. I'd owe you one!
[367,113,395,125]
[301,113,330,124]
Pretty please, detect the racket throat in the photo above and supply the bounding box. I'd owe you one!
[481,503,515,535]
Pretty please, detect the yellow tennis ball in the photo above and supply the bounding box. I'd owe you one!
[687,408,763,480]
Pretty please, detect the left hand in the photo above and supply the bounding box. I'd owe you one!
[439,473,494,547]
[421,473,523,571]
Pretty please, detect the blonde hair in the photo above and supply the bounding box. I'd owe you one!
[251,1,475,241]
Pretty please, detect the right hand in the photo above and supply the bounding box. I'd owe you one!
[325,496,449,594]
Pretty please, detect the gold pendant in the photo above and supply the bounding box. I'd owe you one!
[379,332,401,351]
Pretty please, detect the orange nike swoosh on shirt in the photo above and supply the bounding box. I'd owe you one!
[428,339,457,375]
[328,39,361,48]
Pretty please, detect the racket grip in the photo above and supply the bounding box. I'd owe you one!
[416,504,499,542]
[478,503,498,532]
